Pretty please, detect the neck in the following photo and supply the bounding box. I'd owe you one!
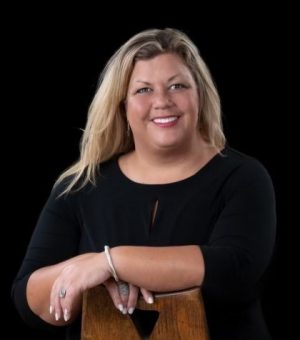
[133,133,206,167]
[134,145,201,170]
[121,135,217,184]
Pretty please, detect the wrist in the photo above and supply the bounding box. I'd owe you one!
[103,246,119,281]
[98,252,112,281]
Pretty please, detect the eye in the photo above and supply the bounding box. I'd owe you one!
[170,83,187,90]
[136,87,152,94]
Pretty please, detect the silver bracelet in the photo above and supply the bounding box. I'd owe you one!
[104,245,119,281]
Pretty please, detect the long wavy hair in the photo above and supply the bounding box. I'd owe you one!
[56,28,225,194]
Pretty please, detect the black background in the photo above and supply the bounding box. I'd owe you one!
[5,8,295,339]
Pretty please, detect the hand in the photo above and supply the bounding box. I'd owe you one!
[49,252,110,322]
[103,278,154,315]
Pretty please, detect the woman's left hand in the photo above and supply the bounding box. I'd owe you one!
[103,278,154,315]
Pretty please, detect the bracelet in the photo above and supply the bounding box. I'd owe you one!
[104,245,119,281]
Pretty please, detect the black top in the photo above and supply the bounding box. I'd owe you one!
[12,147,276,340]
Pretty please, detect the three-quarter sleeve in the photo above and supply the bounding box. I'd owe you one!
[201,159,276,302]
[11,183,80,329]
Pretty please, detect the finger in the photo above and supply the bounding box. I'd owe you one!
[49,282,56,317]
[59,287,71,322]
[140,287,154,304]
[50,281,64,322]
[58,284,83,323]
[117,281,129,314]
[103,279,124,313]
[127,284,138,314]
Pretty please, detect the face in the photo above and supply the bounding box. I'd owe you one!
[125,53,201,153]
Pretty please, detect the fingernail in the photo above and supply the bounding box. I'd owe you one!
[122,308,127,315]
[128,307,135,315]
[64,308,70,322]
[49,305,53,314]
[147,297,154,304]
[118,304,123,312]
[55,312,59,321]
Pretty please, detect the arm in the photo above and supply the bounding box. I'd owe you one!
[25,244,204,326]
[11,183,83,328]
[201,159,276,302]
[111,245,204,292]
[46,245,204,322]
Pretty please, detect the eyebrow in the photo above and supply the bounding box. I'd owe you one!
[134,74,181,85]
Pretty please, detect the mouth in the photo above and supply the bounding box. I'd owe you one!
[151,115,180,126]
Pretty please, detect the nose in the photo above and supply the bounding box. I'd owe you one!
[153,89,173,110]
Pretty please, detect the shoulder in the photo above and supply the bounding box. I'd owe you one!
[223,146,272,179]
[52,157,120,199]
[220,146,275,196]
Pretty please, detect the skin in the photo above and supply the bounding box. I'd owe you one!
[122,53,216,183]
[126,53,201,155]
[27,52,215,326]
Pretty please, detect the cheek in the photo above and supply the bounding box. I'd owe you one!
[127,98,150,120]
[189,95,200,114]
[181,98,199,117]
[175,91,199,109]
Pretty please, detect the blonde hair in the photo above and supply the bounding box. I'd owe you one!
[56,28,225,194]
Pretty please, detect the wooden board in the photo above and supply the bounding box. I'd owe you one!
[81,285,209,339]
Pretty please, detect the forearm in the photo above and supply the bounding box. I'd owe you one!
[111,245,204,292]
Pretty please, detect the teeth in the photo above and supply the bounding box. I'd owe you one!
[153,117,178,124]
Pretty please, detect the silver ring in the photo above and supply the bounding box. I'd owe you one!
[59,287,66,298]
[117,282,129,296]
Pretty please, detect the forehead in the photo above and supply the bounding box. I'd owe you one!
[130,53,193,81]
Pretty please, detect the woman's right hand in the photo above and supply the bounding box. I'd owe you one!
[103,278,154,315]
[49,252,111,323]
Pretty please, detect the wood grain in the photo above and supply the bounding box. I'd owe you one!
[81,285,209,339]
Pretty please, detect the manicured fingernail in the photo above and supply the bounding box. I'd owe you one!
[128,307,135,315]
[147,297,154,304]
[122,307,127,315]
[49,305,53,314]
[118,304,123,312]
[55,312,59,321]
[64,308,70,322]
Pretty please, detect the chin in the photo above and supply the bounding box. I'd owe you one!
[153,139,183,150]
[152,134,183,145]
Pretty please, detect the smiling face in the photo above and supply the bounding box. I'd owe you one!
[125,53,201,154]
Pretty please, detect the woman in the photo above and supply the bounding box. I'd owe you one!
[12,28,276,339]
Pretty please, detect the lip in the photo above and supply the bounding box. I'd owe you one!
[151,115,180,128]
[150,114,180,121]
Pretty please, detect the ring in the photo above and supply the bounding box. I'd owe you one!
[117,282,129,296]
[59,287,66,298]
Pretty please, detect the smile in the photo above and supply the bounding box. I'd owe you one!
[152,116,179,124]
